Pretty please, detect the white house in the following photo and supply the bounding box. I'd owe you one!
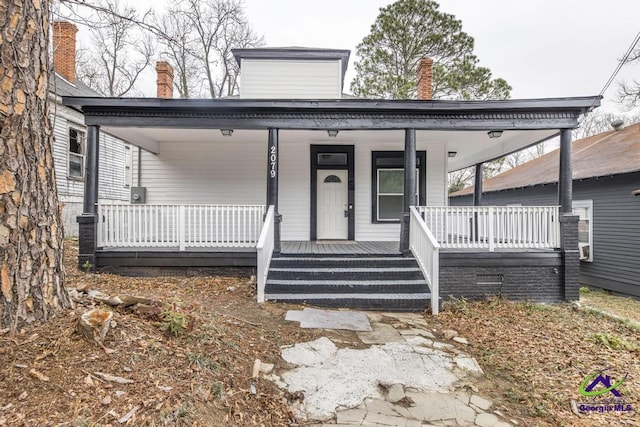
[50,21,136,237]
[62,47,600,312]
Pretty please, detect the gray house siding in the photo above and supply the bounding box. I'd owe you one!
[450,171,640,297]
[51,105,134,237]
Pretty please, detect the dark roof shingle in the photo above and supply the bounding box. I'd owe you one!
[451,123,640,197]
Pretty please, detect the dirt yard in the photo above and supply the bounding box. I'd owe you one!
[0,242,638,426]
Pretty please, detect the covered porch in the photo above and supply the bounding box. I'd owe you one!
[64,95,599,312]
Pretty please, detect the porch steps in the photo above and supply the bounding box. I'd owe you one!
[264,255,430,311]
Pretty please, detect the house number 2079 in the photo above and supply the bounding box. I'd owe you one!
[270,146,277,178]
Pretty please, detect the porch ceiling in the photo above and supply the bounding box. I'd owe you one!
[101,127,558,171]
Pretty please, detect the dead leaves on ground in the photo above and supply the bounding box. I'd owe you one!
[0,242,320,426]
[435,298,640,426]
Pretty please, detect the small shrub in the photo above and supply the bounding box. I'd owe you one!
[579,286,591,294]
[587,333,634,350]
[163,308,189,336]
[81,260,93,271]
[444,295,469,314]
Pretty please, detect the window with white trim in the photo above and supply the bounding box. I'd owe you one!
[572,200,593,262]
[371,151,426,223]
[68,127,85,180]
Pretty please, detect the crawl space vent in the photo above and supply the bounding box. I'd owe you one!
[477,274,504,286]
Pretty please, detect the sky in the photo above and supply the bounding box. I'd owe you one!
[240,0,640,113]
[75,0,640,115]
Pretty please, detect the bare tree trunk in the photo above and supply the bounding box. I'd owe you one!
[0,0,71,330]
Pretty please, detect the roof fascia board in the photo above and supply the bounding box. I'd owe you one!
[62,95,601,113]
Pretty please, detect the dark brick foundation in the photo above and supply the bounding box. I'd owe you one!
[561,214,580,301]
[440,251,564,303]
[77,214,97,270]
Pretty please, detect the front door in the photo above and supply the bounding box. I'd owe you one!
[317,170,348,240]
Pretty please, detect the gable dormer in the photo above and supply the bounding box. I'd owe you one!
[232,48,350,99]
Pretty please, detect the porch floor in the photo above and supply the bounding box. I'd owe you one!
[281,241,400,255]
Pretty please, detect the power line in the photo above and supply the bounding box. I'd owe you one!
[598,29,640,98]
[578,28,640,124]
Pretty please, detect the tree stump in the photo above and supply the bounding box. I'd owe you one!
[77,309,113,346]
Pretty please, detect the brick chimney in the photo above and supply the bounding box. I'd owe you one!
[417,56,433,100]
[156,61,174,99]
[52,21,78,84]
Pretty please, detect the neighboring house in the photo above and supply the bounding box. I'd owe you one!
[450,123,640,298]
[62,47,601,312]
[50,21,136,237]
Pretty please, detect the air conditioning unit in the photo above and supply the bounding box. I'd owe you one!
[131,187,146,204]
[579,243,590,261]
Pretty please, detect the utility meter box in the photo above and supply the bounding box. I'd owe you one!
[131,187,146,204]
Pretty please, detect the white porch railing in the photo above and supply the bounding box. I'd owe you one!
[409,206,440,315]
[416,206,560,250]
[98,204,266,249]
[256,205,275,303]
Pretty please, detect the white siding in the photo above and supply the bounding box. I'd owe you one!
[239,59,341,99]
[279,142,310,241]
[50,103,132,236]
[140,142,266,205]
[137,139,447,242]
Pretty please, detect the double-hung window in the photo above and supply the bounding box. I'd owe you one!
[68,127,85,180]
[372,151,426,223]
[572,200,593,262]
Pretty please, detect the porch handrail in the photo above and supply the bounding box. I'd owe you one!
[256,205,275,303]
[409,206,440,315]
[416,206,560,250]
[97,204,265,249]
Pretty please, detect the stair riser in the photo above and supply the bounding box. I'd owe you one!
[266,283,427,294]
[270,259,417,269]
[268,270,424,281]
[265,297,428,311]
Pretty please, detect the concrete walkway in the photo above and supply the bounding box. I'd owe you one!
[268,311,516,427]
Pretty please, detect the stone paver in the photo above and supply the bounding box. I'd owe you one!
[363,412,407,426]
[403,335,434,348]
[336,408,366,424]
[285,308,372,331]
[476,412,512,427]
[406,391,477,424]
[470,394,493,411]
[357,322,403,344]
[274,311,513,427]
[387,383,405,402]
[453,336,469,345]
[364,398,400,417]
[454,355,484,374]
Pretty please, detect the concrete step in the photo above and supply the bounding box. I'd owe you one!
[267,267,424,281]
[265,254,430,311]
[266,279,428,294]
[270,256,417,268]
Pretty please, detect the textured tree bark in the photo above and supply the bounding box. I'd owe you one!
[0,0,71,330]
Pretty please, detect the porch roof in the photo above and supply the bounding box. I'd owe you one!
[62,95,601,170]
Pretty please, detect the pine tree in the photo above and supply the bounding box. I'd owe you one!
[351,0,511,100]
[0,0,71,330]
